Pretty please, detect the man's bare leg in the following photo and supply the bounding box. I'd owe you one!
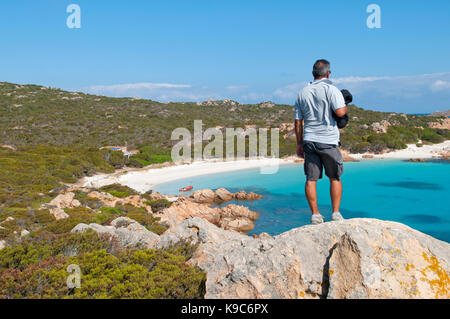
[329,178,344,221]
[305,180,320,215]
[329,178,342,212]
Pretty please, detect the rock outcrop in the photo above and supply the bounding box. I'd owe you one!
[427,118,450,130]
[87,191,153,213]
[219,204,259,232]
[72,217,159,249]
[233,191,262,201]
[409,158,427,162]
[340,150,358,162]
[47,192,81,209]
[214,188,233,203]
[155,197,259,232]
[371,120,391,134]
[189,189,216,204]
[190,188,263,204]
[157,217,450,299]
[49,208,69,220]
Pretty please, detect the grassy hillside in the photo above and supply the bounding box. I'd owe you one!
[2,81,448,158]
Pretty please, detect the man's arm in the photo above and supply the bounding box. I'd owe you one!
[295,119,304,158]
[331,86,348,117]
[334,106,348,117]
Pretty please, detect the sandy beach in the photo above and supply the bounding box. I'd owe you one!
[349,140,450,160]
[79,140,450,193]
[80,157,293,193]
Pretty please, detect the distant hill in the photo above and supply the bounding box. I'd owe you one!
[1,81,449,156]
[429,110,450,117]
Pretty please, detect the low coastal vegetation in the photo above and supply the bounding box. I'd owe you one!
[1,81,449,298]
[0,230,205,298]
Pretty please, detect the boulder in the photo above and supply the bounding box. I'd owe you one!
[158,218,450,299]
[0,240,6,250]
[20,229,30,237]
[219,205,258,221]
[49,207,69,220]
[427,118,450,130]
[1,217,14,223]
[214,188,233,203]
[340,150,358,162]
[371,120,391,134]
[155,197,221,229]
[72,217,159,249]
[48,192,81,209]
[409,158,427,162]
[155,197,259,233]
[190,189,216,204]
[233,191,262,200]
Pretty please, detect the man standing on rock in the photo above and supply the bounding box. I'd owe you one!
[294,59,347,225]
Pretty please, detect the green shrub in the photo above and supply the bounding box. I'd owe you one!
[115,204,167,235]
[420,128,445,144]
[99,184,138,198]
[74,192,104,209]
[0,232,205,299]
[145,198,172,213]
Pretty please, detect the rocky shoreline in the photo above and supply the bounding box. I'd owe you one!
[3,181,449,299]
[50,185,449,299]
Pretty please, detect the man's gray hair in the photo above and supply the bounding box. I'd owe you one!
[313,59,330,78]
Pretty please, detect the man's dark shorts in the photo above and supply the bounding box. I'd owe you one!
[303,141,344,181]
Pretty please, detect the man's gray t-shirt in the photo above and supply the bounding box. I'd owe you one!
[295,79,346,145]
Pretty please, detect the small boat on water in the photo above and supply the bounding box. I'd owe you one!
[179,185,193,192]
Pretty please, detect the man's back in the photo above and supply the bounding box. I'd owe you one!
[295,78,345,145]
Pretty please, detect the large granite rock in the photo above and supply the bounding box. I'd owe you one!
[190,188,263,204]
[189,189,216,204]
[214,188,233,203]
[49,207,69,220]
[157,217,450,299]
[155,197,221,228]
[233,191,263,201]
[47,192,81,209]
[219,204,258,232]
[155,197,259,232]
[72,217,159,249]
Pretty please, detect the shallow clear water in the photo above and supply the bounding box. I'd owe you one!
[154,160,450,243]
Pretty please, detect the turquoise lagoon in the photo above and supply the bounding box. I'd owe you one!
[154,160,450,243]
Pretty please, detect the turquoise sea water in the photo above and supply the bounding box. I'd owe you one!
[154,160,450,243]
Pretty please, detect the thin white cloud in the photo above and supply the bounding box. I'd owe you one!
[86,82,191,94]
[74,73,450,113]
[431,80,450,92]
[273,72,450,100]
[226,85,249,91]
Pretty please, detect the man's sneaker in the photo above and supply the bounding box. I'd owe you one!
[331,212,344,221]
[311,214,324,225]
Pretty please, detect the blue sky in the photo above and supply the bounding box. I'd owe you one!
[1,0,450,113]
